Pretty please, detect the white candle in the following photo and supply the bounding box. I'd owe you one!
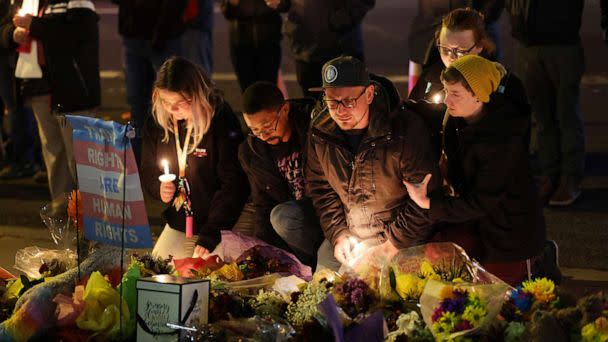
[162,159,170,176]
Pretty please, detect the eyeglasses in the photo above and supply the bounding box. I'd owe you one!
[323,88,367,110]
[248,105,283,138]
[436,43,477,59]
[160,98,192,110]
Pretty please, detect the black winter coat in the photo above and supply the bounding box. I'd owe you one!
[0,0,100,112]
[428,92,545,262]
[140,99,250,251]
[506,0,583,46]
[111,0,187,44]
[277,0,375,63]
[220,0,283,48]
[238,99,315,243]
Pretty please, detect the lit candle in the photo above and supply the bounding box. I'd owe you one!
[162,159,169,176]
[432,93,442,104]
[158,159,176,183]
[347,237,367,267]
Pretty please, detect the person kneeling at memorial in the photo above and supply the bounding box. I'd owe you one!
[140,57,249,260]
[306,56,440,271]
[402,55,546,286]
[239,81,323,267]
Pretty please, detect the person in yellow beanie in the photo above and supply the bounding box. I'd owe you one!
[398,54,552,286]
[405,8,530,170]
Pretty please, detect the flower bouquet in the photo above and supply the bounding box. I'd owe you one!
[501,277,560,321]
[420,279,509,340]
[381,243,502,302]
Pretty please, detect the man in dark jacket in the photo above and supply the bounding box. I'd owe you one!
[506,0,585,206]
[221,0,285,92]
[267,0,375,97]
[306,56,440,270]
[0,0,100,201]
[239,81,322,266]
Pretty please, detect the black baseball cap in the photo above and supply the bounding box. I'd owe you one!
[309,56,370,92]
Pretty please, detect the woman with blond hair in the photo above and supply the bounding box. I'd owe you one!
[140,56,249,260]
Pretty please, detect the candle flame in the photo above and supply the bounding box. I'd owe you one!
[432,93,442,104]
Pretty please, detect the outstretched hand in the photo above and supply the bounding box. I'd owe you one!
[403,173,432,209]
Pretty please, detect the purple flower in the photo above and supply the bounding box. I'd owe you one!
[440,295,466,314]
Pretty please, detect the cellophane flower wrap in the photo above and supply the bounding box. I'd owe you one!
[420,279,508,340]
[349,242,505,302]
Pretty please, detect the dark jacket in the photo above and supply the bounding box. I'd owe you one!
[0,0,100,112]
[184,0,214,32]
[220,0,283,48]
[238,99,315,243]
[409,64,530,159]
[140,98,250,251]
[407,0,504,64]
[277,0,375,62]
[305,81,440,248]
[506,0,584,46]
[111,0,187,44]
[428,91,545,262]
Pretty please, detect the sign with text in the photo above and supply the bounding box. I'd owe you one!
[67,115,153,248]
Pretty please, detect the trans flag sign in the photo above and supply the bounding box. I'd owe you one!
[66,115,153,248]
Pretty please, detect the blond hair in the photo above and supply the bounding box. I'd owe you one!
[151,57,217,154]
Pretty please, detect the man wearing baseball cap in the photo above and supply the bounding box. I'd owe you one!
[305,56,440,270]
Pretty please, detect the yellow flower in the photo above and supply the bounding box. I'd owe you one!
[420,260,438,279]
[211,263,244,282]
[395,272,426,300]
[581,321,608,342]
[522,278,556,303]
[462,304,487,326]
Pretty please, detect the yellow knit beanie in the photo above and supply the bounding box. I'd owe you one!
[448,55,506,103]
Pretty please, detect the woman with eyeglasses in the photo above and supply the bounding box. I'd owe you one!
[140,56,250,260]
[409,8,527,112]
